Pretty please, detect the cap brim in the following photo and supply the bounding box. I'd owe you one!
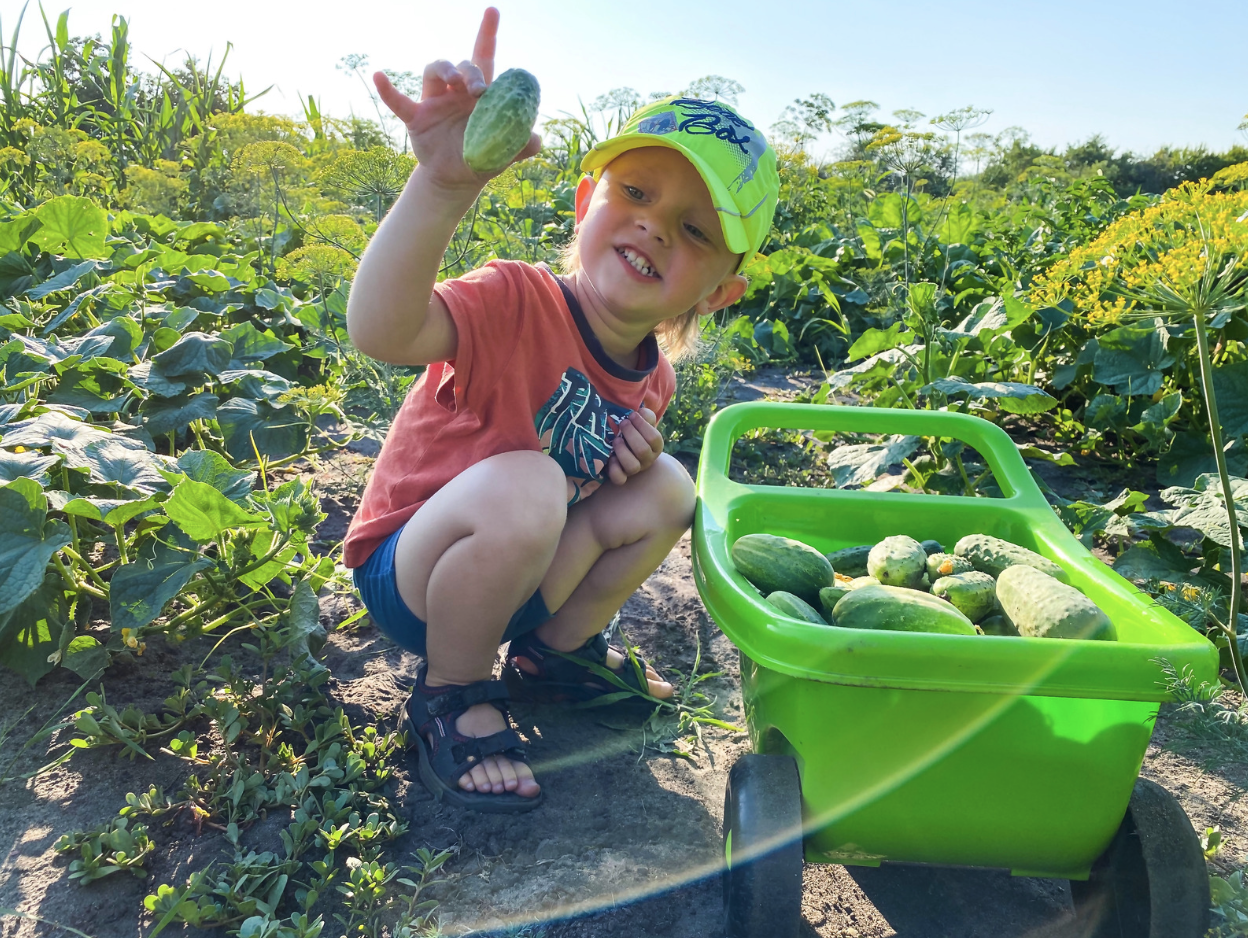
[582,134,752,262]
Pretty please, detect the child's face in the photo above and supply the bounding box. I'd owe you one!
[573,146,746,323]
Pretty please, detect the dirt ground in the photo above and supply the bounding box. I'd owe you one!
[1,369,1243,938]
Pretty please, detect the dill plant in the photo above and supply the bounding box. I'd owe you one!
[1037,181,1248,689]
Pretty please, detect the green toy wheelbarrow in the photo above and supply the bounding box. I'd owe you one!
[691,402,1220,938]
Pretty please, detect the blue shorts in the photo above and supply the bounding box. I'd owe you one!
[352,523,552,658]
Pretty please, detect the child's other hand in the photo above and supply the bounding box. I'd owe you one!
[607,407,663,485]
[372,7,541,195]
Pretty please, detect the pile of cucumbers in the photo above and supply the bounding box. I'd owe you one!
[730,532,1115,641]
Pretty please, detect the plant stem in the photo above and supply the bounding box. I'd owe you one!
[1193,311,1248,694]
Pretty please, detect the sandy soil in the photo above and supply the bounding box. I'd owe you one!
[1,369,1240,938]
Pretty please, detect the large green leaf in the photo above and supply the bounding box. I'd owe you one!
[938,202,978,245]
[286,578,326,664]
[175,450,254,503]
[0,478,72,617]
[221,322,294,363]
[1212,360,1248,438]
[26,259,97,299]
[166,477,265,542]
[109,529,212,632]
[0,449,60,484]
[826,435,921,487]
[0,572,69,685]
[1092,324,1174,396]
[61,494,160,527]
[128,361,189,398]
[1132,392,1182,449]
[30,196,109,259]
[1158,432,1248,487]
[219,369,293,403]
[215,398,308,463]
[0,216,42,255]
[867,192,922,229]
[923,378,1057,415]
[151,332,233,378]
[47,360,128,414]
[1113,538,1198,586]
[139,392,219,437]
[847,323,914,362]
[80,437,168,493]
[1161,474,1248,548]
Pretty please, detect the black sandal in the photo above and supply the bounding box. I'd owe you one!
[504,630,662,707]
[401,666,543,813]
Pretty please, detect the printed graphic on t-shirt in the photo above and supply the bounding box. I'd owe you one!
[535,367,632,504]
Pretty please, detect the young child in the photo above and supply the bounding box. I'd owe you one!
[342,7,778,812]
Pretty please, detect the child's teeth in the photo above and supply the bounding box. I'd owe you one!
[623,248,653,276]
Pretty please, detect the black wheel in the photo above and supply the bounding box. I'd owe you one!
[722,753,804,938]
[1070,777,1210,938]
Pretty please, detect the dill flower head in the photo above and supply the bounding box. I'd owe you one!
[1031,182,1248,327]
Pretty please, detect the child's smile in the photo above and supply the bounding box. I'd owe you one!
[565,146,748,366]
[616,245,659,279]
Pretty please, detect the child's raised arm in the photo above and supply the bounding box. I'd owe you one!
[345,7,540,366]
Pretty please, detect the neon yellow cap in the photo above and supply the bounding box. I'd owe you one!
[581,96,779,272]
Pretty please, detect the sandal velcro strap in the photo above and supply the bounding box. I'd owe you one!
[423,679,511,719]
[449,728,526,768]
[505,630,654,703]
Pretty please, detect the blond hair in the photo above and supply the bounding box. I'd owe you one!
[556,233,706,361]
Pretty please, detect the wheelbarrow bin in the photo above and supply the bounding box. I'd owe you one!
[691,402,1218,937]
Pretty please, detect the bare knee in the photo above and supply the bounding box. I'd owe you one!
[476,451,568,546]
[644,453,696,532]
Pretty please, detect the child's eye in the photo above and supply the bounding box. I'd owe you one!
[685,223,709,242]
[624,185,644,199]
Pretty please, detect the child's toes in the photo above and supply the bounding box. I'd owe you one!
[483,756,506,793]
[499,758,520,791]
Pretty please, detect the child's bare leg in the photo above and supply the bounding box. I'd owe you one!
[517,453,697,697]
[392,450,567,797]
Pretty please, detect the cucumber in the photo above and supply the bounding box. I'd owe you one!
[825,544,872,578]
[731,533,833,606]
[979,614,1019,637]
[953,534,1069,583]
[995,565,1115,640]
[819,585,849,620]
[926,552,974,580]
[930,571,998,622]
[867,535,928,589]
[847,575,881,590]
[832,584,978,635]
[920,539,944,556]
[766,590,829,625]
[462,69,541,173]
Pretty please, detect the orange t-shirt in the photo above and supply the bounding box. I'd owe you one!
[342,259,678,569]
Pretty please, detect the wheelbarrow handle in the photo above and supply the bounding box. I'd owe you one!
[699,402,1052,513]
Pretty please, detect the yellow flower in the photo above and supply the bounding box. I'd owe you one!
[1032,185,1248,322]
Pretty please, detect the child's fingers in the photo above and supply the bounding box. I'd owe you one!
[471,6,500,85]
[510,131,543,165]
[456,59,487,97]
[629,411,664,456]
[638,406,657,426]
[375,71,418,123]
[613,434,643,475]
[420,60,455,101]
[437,59,469,94]
[607,454,628,485]
[616,420,654,468]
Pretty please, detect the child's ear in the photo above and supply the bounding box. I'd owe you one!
[699,273,748,315]
[574,174,596,224]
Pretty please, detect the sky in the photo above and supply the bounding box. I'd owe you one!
[2,0,1246,159]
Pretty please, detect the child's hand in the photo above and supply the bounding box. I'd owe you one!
[371,7,541,196]
[606,408,664,485]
